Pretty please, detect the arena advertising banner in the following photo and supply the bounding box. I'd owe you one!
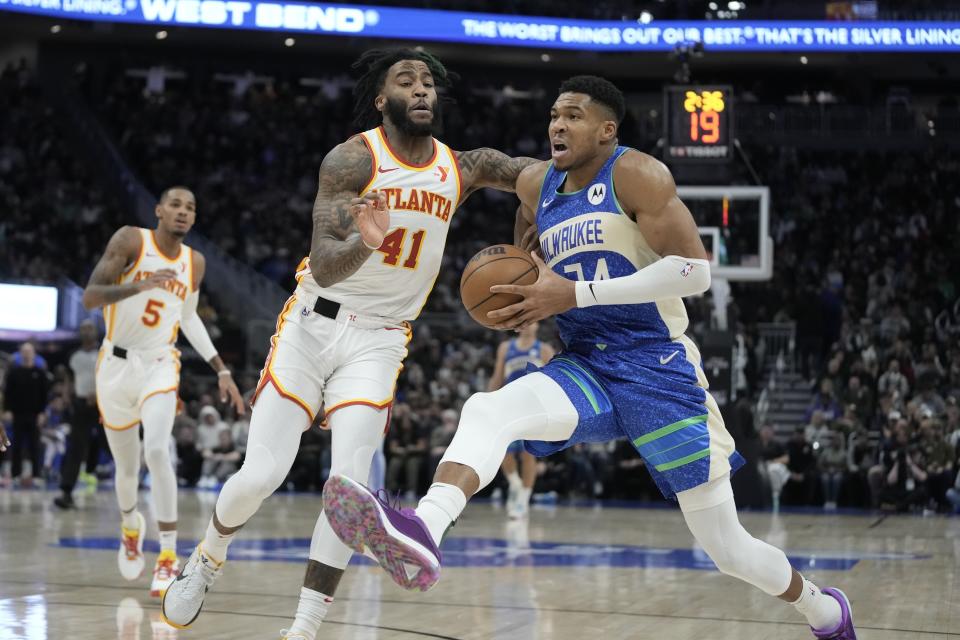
[2,0,960,52]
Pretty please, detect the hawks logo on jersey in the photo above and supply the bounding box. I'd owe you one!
[295,126,462,321]
[104,228,194,348]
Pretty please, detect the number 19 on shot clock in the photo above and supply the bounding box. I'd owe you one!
[664,85,733,162]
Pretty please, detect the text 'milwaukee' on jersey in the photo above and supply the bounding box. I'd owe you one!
[535,146,691,351]
[104,228,193,350]
[295,126,462,321]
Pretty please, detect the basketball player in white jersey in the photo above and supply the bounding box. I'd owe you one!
[82,186,245,597]
[161,48,537,637]
[489,322,554,519]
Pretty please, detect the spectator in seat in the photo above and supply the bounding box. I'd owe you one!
[175,423,203,487]
[782,427,819,506]
[878,358,910,401]
[879,424,928,512]
[386,403,427,500]
[817,431,846,510]
[843,375,874,427]
[805,379,841,423]
[201,429,242,485]
[759,425,790,510]
[428,409,458,473]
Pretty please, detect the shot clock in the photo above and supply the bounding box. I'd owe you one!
[664,86,733,162]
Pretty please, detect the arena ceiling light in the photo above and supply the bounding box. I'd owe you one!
[156,29,168,39]
[639,11,654,24]
[284,37,295,46]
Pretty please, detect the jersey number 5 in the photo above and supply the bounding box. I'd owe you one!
[142,299,165,327]
[377,227,426,270]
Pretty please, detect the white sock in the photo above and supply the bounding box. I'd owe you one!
[791,577,842,631]
[201,516,235,564]
[415,482,467,546]
[121,508,141,531]
[519,487,532,505]
[288,587,332,639]
[158,530,177,554]
[506,471,521,493]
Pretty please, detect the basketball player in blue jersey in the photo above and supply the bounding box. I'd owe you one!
[488,322,554,519]
[324,76,858,639]
[162,48,538,639]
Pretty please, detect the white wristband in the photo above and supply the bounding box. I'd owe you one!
[218,370,232,377]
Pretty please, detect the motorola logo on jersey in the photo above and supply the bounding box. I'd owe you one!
[588,183,606,205]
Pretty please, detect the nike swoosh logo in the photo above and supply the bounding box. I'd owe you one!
[542,198,554,208]
[145,252,157,257]
[660,351,680,365]
[377,167,399,173]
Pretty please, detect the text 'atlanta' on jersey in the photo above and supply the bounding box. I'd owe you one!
[526,147,744,499]
[96,228,191,430]
[250,127,462,423]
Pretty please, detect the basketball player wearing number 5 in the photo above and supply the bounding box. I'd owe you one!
[324,76,858,639]
[161,48,536,638]
[82,186,245,598]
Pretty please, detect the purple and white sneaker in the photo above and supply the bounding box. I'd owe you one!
[812,588,857,639]
[322,474,442,592]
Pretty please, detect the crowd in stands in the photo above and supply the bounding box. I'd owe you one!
[2,54,959,514]
[744,149,960,513]
[0,60,124,287]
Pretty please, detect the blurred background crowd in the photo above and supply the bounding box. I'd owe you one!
[2,5,959,515]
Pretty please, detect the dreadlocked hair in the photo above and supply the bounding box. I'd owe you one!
[351,47,457,131]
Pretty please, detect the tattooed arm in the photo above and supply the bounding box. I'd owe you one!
[308,137,383,288]
[454,148,540,201]
[83,226,176,310]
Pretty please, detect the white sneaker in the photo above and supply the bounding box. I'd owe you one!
[508,499,528,520]
[279,630,310,639]
[150,550,181,598]
[160,545,223,628]
[505,484,518,515]
[118,512,147,581]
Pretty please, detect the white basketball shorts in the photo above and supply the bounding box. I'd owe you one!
[95,342,181,431]
[251,294,412,425]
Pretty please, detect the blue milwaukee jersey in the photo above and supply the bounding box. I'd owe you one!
[503,339,543,384]
[535,146,690,351]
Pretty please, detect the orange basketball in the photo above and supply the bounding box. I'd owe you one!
[460,244,538,329]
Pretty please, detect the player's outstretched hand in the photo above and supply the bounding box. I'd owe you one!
[0,423,9,452]
[487,252,575,330]
[219,373,246,416]
[134,268,178,292]
[350,191,390,250]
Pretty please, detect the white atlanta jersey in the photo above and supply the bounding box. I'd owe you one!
[295,126,461,321]
[105,227,194,350]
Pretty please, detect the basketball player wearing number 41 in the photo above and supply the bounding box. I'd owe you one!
[324,76,858,639]
[81,186,245,598]
[161,48,537,638]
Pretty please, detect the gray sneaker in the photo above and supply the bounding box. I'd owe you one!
[160,545,223,628]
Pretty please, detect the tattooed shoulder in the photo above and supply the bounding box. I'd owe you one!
[314,137,374,238]
[455,148,539,193]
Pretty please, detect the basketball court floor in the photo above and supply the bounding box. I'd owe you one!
[1,488,958,639]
